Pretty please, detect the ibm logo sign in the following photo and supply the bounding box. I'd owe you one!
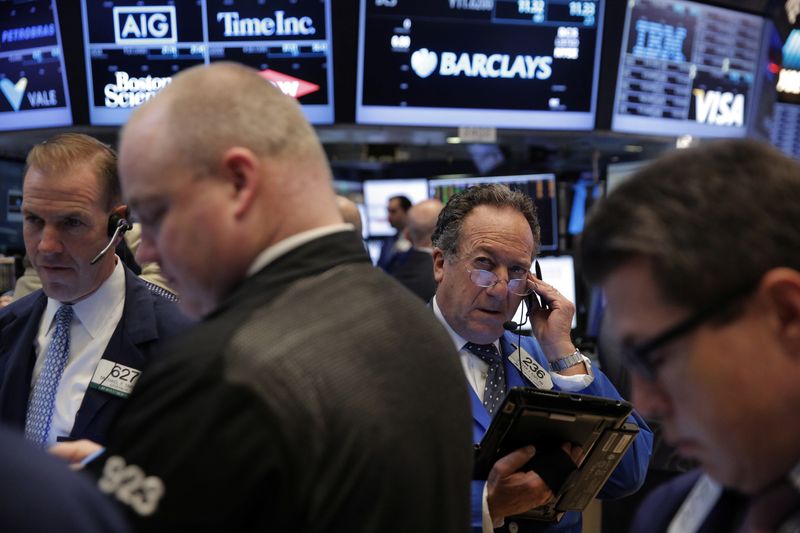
[113,6,177,45]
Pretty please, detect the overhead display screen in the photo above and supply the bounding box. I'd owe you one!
[0,0,72,131]
[611,0,765,138]
[356,0,605,130]
[81,0,334,125]
[771,29,800,157]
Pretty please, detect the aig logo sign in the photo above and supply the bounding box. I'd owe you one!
[113,6,177,45]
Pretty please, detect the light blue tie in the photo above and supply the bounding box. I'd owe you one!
[465,342,506,416]
[25,304,74,448]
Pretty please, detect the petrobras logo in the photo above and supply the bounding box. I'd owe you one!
[409,48,553,80]
[104,71,172,108]
[692,89,744,127]
[113,6,177,45]
[216,11,316,37]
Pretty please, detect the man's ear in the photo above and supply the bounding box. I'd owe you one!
[220,147,260,218]
[761,268,800,359]
[432,248,445,283]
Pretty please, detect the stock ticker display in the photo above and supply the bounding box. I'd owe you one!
[772,29,800,158]
[356,0,605,129]
[0,0,72,131]
[611,0,765,138]
[81,0,334,125]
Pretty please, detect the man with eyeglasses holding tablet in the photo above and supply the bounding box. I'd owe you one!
[430,184,652,533]
[581,139,800,533]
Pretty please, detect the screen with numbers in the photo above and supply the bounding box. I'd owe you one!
[771,29,800,158]
[428,173,558,252]
[80,0,334,125]
[356,0,605,130]
[611,0,766,138]
[0,0,72,131]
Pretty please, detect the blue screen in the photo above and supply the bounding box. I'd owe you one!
[0,0,72,131]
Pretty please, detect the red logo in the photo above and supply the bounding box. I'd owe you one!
[258,69,319,99]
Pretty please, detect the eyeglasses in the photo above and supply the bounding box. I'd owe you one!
[622,282,757,381]
[466,267,534,296]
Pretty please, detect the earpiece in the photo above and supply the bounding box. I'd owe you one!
[91,209,133,265]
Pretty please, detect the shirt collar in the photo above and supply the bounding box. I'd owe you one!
[432,295,501,353]
[43,258,125,338]
[246,224,353,277]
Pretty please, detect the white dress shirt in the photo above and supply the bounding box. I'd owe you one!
[31,258,126,447]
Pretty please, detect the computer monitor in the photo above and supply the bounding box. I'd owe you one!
[771,29,800,158]
[363,178,429,238]
[356,0,606,129]
[428,174,558,252]
[605,160,651,194]
[0,160,25,254]
[80,0,334,125]
[0,0,72,131]
[611,0,766,138]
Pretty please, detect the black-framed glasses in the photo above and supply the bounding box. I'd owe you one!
[466,267,534,296]
[622,282,758,381]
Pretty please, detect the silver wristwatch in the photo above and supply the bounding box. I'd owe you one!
[549,348,585,372]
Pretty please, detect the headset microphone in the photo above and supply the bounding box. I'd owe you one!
[90,214,132,265]
[503,320,522,332]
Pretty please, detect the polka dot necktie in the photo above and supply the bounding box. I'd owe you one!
[465,342,505,416]
[25,304,74,448]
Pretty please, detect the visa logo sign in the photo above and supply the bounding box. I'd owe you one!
[113,6,177,45]
[692,89,744,127]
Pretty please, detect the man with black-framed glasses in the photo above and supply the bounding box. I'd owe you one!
[581,139,800,532]
[431,184,653,533]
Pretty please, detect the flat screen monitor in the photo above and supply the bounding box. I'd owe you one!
[611,0,765,138]
[0,0,72,131]
[605,160,651,194]
[363,178,429,238]
[81,0,334,125]
[771,29,800,157]
[356,0,605,129]
[512,255,577,330]
[0,160,25,254]
[429,174,558,252]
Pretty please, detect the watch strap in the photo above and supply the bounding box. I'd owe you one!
[549,348,584,372]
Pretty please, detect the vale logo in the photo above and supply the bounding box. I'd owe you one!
[1,77,27,112]
[411,48,438,78]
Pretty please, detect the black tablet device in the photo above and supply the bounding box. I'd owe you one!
[473,387,639,522]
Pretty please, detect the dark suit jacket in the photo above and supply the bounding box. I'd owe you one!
[89,230,473,532]
[390,248,437,301]
[631,470,747,533]
[0,267,193,445]
[0,424,131,532]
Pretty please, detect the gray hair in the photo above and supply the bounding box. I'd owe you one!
[581,139,800,311]
[432,184,540,259]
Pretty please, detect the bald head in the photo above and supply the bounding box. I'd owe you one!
[406,199,444,249]
[117,63,342,318]
[336,195,363,236]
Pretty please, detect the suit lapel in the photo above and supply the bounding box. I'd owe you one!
[500,335,530,389]
[0,293,47,429]
[70,270,157,438]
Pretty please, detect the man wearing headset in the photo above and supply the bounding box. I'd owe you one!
[0,133,192,447]
[430,184,652,532]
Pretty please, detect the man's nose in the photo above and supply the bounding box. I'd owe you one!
[631,373,672,419]
[38,226,63,255]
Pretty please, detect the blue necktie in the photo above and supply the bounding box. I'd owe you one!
[25,304,74,448]
[465,342,505,416]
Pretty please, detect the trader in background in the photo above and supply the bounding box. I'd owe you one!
[390,198,443,301]
[581,139,800,532]
[67,62,472,532]
[431,184,652,533]
[0,133,191,447]
[377,194,412,271]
